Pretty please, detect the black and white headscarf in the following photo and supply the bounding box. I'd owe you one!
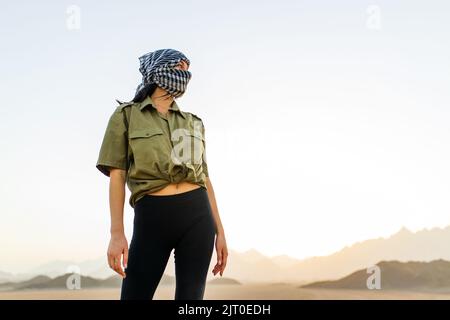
[135,48,192,98]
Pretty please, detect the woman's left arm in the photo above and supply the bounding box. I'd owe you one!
[205,177,228,277]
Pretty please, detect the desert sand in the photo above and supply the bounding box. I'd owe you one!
[1,283,450,300]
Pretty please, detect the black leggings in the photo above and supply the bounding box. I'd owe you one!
[120,186,216,300]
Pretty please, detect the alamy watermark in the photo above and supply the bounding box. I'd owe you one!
[66,265,81,290]
[66,5,81,30]
[366,264,381,289]
[366,5,382,30]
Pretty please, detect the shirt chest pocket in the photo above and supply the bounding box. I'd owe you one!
[128,128,167,166]
[172,130,205,165]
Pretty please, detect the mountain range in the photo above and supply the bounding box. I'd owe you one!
[0,273,241,291]
[2,225,450,285]
[302,259,450,291]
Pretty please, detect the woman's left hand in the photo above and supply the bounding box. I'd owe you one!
[212,233,228,277]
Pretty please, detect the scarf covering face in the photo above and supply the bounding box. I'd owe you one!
[135,48,192,98]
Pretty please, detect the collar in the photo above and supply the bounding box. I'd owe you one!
[138,95,186,119]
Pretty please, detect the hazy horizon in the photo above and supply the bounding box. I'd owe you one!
[1,0,450,273]
[2,220,449,276]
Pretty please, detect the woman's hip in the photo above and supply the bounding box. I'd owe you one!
[133,186,212,224]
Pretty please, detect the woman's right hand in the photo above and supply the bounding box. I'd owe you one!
[107,233,129,278]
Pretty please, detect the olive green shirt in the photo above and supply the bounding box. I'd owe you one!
[96,95,209,208]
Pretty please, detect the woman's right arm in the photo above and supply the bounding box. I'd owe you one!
[107,168,128,278]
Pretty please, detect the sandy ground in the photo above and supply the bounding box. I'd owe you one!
[1,284,450,300]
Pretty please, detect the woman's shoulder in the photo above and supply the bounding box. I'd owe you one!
[114,99,135,112]
[183,111,204,123]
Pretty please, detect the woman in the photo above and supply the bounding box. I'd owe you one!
[95,48,228,300]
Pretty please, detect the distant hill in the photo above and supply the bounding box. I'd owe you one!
[0,271,14,284]
[0,275,52,291]
[21,273,178,290]
[0,272,240,291]
[0,273,123,291]
[284,225,450,282]
[302,259,450,291]
[12,274,121,290]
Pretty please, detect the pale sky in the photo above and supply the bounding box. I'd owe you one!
[1,0,450,273]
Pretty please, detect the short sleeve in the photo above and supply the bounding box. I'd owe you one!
[96,108,128,177]
[201,121,209,178]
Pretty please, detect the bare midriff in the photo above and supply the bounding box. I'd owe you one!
[146,181,201,196]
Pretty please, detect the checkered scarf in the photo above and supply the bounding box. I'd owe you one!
[135,48,192,98]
